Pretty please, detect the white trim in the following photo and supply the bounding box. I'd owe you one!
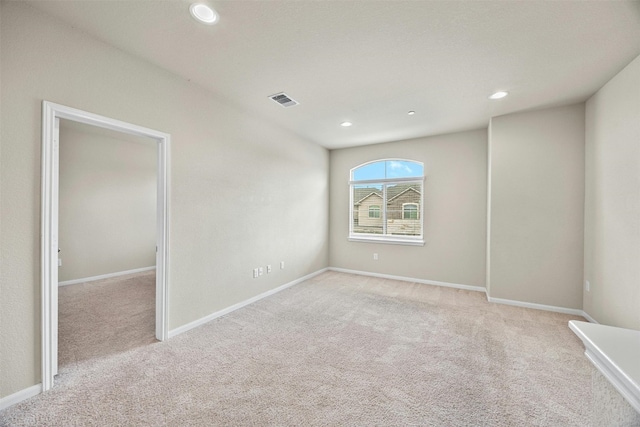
[350,176,424,186]
[581,311,599,324]
[0,384,42,411]
[41,101,171,392]
[168,268,328,338]
[382,185,387,234]
[487,296,584,316]
[348,236,425,246]
[328,267,486,292]
[330,268,593,318]
[569,320,640,414]
[41,104,57,390]
[58,266,156,286]
[486,123,492,295]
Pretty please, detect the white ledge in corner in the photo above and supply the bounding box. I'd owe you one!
[569,320,640,413]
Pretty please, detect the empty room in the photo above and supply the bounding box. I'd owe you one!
[1,1,639,426]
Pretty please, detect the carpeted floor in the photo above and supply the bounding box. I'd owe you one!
[58,270,157,369]
[0,270,591,426]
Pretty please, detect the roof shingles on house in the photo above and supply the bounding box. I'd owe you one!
[353,183,422,233]
[353,184,421,205]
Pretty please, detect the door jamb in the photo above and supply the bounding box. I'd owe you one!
[41,101,171,391]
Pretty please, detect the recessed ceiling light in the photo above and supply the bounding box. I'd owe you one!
[190,3,218,25]
[489,91,509,100]
[340,121,353,127]
[408,111,416,115]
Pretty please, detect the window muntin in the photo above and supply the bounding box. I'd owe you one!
[350,160,424,245]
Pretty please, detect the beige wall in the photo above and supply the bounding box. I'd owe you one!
[584,55,640,330]
[330,129,488,287]
[0,2,329,398]
[59,121,157,282]
[488,104,585,309]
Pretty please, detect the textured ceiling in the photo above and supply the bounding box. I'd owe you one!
[26,0,640,149]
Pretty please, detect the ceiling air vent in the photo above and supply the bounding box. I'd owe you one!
[269,92,299,108]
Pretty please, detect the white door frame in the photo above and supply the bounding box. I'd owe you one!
[41,101,170,391]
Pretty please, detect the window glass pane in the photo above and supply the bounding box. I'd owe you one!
[352,184,383,234]
[387,182,422,236]
[352,161,385,181]
[385,160,423,179]
[352,159,423,181]
[350,159,424,242]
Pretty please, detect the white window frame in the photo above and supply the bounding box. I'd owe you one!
[349,159,424,246]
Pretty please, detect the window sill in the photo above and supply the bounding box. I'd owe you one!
[348,235,425,246]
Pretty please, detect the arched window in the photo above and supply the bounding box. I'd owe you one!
[350,159,424,245]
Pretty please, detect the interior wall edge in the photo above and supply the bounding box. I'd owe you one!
[581,311,599,324]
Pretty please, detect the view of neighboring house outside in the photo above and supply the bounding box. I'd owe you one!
[350,159,424,243]
[387,186,421,235]
[355,190,383,231]
[352,183,422,235]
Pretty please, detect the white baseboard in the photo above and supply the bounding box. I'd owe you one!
[58,266,156,286]
[0,384,41,411]
[168,268,329,338]
[2,268,327,410]
[487,296,584,316]
[328,267,486,293]
[4,267,596,413]
[329,267,592,318]
[581,311,599,324]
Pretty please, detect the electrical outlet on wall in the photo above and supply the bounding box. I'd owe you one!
[258,267,264,276]
[253,268,259,278]
[585,280,590,292]
[280,261,285,269]
[373,253,378,260]
[267,265,272,274]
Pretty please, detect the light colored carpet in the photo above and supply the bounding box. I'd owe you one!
[1,271,591,426]
[57,270,156,369]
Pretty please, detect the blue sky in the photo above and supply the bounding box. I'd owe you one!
[352,160,423,181]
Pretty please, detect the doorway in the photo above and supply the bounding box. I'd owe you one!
[41,101,170,391]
